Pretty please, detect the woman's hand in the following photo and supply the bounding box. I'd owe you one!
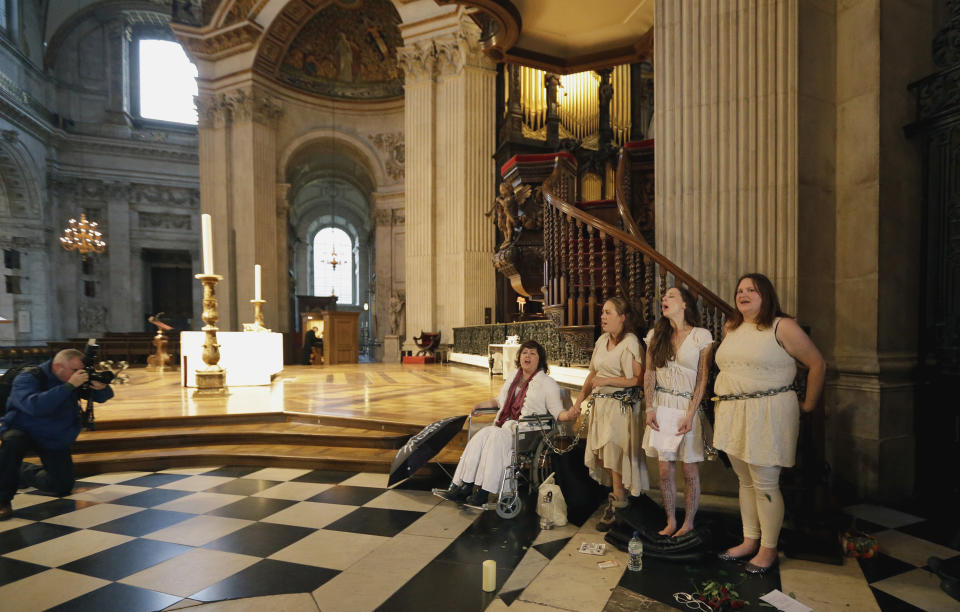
[566,403,582,421]
[645,410,659,431]
[676,413,695,435]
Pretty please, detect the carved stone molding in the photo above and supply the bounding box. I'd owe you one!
[197,87,284,128]
[368,132,405,181]
[78,304,108,332]
[397,42,437,82]
[392,208,405,225]
[49,175,200,210]
[435,18,494,77]
[139,212,192,230]
[174,20,264,63]
[933,0,960,68]
[375,209,392,226]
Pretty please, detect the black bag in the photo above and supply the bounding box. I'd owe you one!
[551,442,607,526]
[0,366,43,417]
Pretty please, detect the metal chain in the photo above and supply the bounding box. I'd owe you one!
[533,388,642,456]
[711,384,795,402]
[655,384,693,399]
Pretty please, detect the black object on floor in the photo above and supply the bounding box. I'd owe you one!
[551,442,606,525]
[929,555,960,602]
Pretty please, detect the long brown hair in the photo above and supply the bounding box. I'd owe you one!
[727,272,789,331]
[605,296,642,346]
[649,286,701,368]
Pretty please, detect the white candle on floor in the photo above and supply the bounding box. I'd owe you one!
[254,264,262,300]
[482,559,496,592]
[201,214,214,275]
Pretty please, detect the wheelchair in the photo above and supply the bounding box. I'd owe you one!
[466,406,559,519]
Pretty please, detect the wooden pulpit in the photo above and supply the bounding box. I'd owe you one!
[322,311,359,365]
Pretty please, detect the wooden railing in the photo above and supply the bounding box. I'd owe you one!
[541,156,734,342]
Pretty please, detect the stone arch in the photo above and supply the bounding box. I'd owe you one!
[279,128,387,188]
[0,137,42,219]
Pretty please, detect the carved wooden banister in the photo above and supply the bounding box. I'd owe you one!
[614,149,645,242]
[541,156,734,342]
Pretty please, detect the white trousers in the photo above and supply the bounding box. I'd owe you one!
[451,424,516,493]
[727,454,783,549]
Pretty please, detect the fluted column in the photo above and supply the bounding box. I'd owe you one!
[655,0,798,311]
[398,7,496,347]
[196,84,284,331]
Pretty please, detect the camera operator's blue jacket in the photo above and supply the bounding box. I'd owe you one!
[1,360,113,449]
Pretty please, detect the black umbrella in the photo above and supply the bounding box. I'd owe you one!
[388,414,467,487]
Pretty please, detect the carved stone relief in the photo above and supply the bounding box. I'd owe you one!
[368,133,404,181]
[196,87,284,128]
[139,212,192,230]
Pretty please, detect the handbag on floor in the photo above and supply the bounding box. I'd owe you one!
[536,472,568,527]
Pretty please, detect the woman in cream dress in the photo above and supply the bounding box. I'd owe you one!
[641,286,713,537]
[714,273,826,574]
[571,296,648,531]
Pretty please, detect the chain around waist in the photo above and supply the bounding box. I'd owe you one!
[711,384,795,402]
[654,384,693,400]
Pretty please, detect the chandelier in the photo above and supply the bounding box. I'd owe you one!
[60,213,106,258]
[319,243,345,271]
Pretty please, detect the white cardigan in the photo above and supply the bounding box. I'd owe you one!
[493,370,569,424]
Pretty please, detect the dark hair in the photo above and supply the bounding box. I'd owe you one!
[649,286,701,369]
[605,296,643,346]
[514,339,549,374]
[727,272,789,331]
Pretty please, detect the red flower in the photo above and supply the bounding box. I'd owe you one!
[732,600,745,609]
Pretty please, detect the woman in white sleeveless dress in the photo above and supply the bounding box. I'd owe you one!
[570,296,649,531]
[641,286,713,537]
[713,273,826,574]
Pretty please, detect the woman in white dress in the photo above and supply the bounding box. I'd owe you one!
[641,286,713,537]
[714,273,826,574]
[439,340,579,507]
[571,296,648,531]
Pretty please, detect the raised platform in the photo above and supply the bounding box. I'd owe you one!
[59,363,501,476]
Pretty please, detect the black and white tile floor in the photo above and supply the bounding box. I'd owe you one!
[0,466,956,611]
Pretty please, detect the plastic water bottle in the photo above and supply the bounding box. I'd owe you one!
[627,531,643,571]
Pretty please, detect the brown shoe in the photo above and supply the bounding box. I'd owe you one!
[0,502,12,521]
[596,494,628,531]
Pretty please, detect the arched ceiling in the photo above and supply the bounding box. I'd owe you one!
[255,0,402,99]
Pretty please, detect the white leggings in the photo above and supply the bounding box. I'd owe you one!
[727,454,783,549]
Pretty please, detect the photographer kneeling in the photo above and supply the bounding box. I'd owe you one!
[0,349,114,520]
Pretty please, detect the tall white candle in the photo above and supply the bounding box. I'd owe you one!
[254,264,262,301]
[201,214,214,275]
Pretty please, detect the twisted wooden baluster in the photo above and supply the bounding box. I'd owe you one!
[553,205,561,305]
[576,220,586,326]
[614,240,623,299]
[587,224,597,325]
[543,196,552,305]
[600,230,609,307]
[564,215,574,325]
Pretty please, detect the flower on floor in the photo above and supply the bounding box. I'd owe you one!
[692,580,748,610]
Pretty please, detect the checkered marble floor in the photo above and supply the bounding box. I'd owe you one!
[1,466,957,612]
[842,503,960,611]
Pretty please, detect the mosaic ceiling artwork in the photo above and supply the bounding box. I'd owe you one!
[277,0,403,99]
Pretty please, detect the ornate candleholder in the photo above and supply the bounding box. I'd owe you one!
[248,299,271,332]
[195,273,226,392]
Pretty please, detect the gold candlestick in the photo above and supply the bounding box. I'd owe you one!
[195,273,226,392]
[250,299,270,332]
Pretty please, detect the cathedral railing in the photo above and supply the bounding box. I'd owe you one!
[541,156,734,344]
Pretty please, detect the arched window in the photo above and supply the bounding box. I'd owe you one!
[137,38,198,125]
[313,227,354,304]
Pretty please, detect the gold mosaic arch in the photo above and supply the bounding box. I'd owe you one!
[253,0,403,99]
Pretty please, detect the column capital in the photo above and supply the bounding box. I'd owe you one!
[196,86,284,128]
[435,18,495,78]
[397,41,437,82]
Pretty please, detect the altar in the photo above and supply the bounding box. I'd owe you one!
[180,331,283,387]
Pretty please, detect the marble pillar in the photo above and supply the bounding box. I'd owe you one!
[654,0,798,312]
[398,8,496,348]
[106,185,132,331]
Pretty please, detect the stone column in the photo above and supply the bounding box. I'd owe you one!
[654,0,798,312]
[196,84,284,331]
[103,17,132,130]
[106,183,133,331]
[398,8,497,348]
[276,182,291,330]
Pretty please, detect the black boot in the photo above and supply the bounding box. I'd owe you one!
[465,488,492,508]
[437,482,472,503]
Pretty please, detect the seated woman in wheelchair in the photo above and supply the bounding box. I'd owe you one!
[438,340,580,507]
